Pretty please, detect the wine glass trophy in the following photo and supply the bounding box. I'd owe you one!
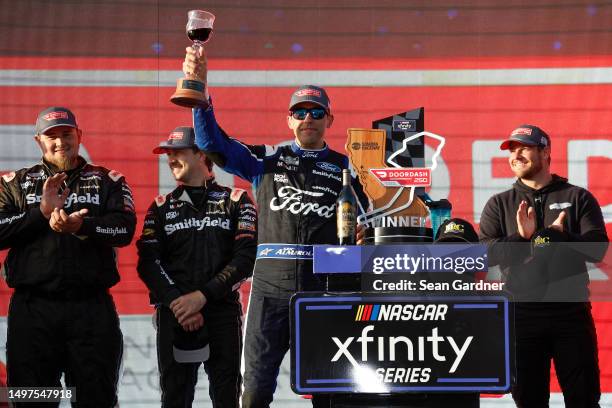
[170,10,215,108]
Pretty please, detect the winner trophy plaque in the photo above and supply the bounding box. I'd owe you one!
[347,108,446,242]
[170,10,215,108]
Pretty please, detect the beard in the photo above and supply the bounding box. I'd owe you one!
[48,155,77,171]
[513,158,544,180]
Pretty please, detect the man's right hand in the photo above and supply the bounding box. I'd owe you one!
[183,46,207,83]
[40,173,69,219]
[516,200,536,240]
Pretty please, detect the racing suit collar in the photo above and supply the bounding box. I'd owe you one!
[173,177,217,205]
[290,141,329,159]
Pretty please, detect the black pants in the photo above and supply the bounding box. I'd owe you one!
[6,290,123,408]
[512,303,600,408]
[241,288,290,408]
[156,302,242,408]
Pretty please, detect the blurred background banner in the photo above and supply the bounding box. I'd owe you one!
[0,1,610,406]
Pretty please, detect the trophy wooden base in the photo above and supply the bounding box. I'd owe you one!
[170,78,209,108]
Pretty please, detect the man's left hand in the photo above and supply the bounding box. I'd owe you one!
[170,290,207,324]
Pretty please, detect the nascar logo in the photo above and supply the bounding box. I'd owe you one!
[355,304,448,321]
[370,168,431,187]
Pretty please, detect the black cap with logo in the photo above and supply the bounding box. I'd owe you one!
[35,107,78,135]
[153,126,198,154]
[435,218,479,243]
[288,85,331,112]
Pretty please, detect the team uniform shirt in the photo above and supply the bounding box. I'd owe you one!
[0,157,136,293]
[136,180,257,307]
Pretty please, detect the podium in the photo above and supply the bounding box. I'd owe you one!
[290,240,513,408]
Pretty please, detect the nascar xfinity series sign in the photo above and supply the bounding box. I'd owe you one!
[291,293,510,394]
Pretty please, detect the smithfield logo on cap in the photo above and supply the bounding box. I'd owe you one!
[169,132,183,140]
[295,88,321,98]
[43,111,69,121]
[511,127,533,137]
[444,222,464,235]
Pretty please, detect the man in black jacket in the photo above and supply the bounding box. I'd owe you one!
[136,127,256,408]
[0,106,136,407]
[479,124,609,408]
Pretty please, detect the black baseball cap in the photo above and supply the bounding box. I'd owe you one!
[35,106,78,135]
[153,126,198,154]
[289,85,331,112]
[435,218,479,243]
[173,324,210,363]
[500,125,551,150]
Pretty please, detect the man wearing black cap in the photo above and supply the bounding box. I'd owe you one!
[0,106,136,407]
[136,126,257,408]
[183,48,368,407]
[479,124,609,407]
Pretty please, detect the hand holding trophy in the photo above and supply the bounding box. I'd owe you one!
[171,10,215,108]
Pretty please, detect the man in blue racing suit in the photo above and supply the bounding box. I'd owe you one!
[183,47,368,407]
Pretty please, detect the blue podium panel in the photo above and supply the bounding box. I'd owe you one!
[291,293,511,394]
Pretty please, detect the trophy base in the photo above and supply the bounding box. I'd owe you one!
[364,227,433,244]
[170,78,209,108]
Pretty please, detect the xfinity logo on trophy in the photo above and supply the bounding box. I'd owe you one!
[392,120,416,132]
[270,186,335,218]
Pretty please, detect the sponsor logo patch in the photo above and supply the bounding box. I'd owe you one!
[43,111,68,121]
[208,191,228,200]
[370,168,431,187]
[270,186,335,218]
[316,162,341,173]
[274,173,289,183]
[511,127,533,136]
[295,88,321,98]
[107,170,124,182]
